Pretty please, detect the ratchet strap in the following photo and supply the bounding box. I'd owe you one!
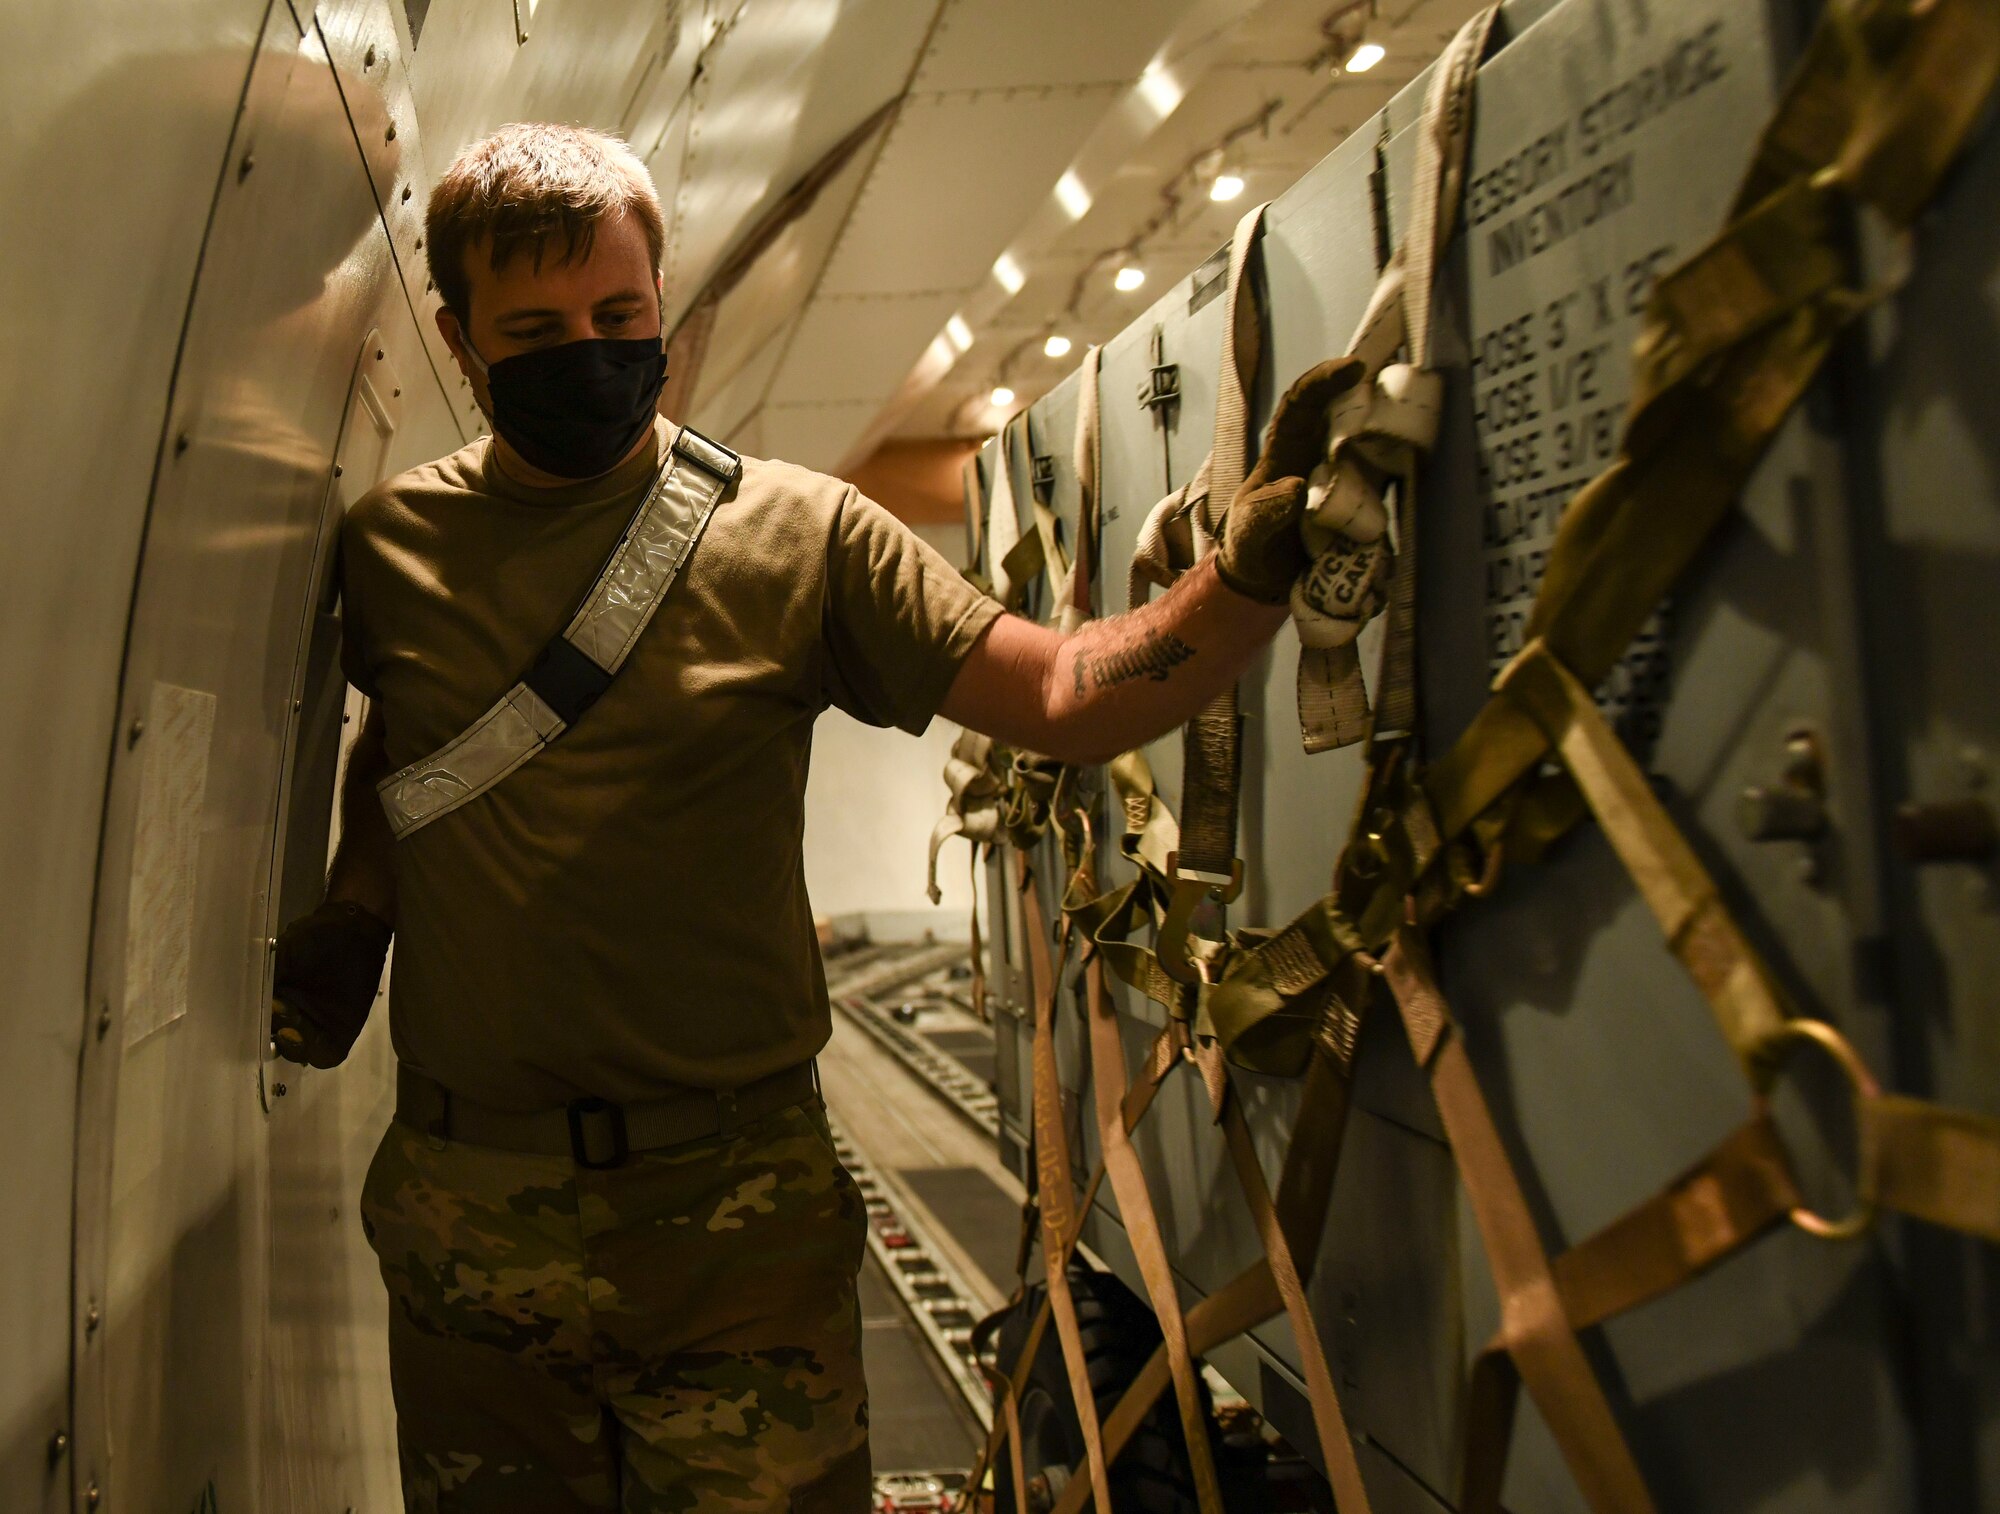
[378,424,740,839]
[1017,853,1115,1513]
[1290,2,1494,752]
[1127,201,1268,987]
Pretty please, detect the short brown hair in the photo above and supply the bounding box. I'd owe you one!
[426,122,666,320]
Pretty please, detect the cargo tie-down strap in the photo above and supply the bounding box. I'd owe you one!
[973,187,1386,1514]
[377,424,740,840]
[1126,200,1268,991]
[966,0,2000,1509]
[926,348,1106,970]
[1287,1,1494,753]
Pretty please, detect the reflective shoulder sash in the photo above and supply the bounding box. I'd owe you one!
[377,424,741,840]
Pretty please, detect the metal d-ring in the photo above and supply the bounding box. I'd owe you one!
[1462,834,1506,898]
[1752,1016,1882,1242]
[1059,807,1097,897]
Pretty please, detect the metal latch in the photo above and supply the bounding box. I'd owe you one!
[1137,325,1179,414]
[1030,452,1055,499]
[1737,727,1827,843]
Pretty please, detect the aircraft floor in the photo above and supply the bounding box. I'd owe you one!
[859,1244,984,1470]
[820,942,1016,1492]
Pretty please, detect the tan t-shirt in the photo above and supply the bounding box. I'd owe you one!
[339,418,1000,1110]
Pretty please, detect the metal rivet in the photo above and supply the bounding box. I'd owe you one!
[267,937,278,952]
[291,698,302,712]
[173,431,190,457]
[237,151,255,182]
[268,1039,278,1059]
[415,236,423,250]
[84,1303,100,1337]
[386,122,397,142]
[272,1082,288,1098]
[127,718,145,748]
[363,44,376,68]
[47,1430,68,1464]
[333,463,345,478]
[86,1481,100,1508]
[401,184,412,203]
[393,387,402,397]
[96,1006,111,1041]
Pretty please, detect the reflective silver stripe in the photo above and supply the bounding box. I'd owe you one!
[565,443,717,671]
[378,426,739,841]
[379,684,566,839]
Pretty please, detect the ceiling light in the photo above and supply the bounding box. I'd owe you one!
[991,387,1016,409]
[992,253,1025,295]
[1044,334,1073,359]
[1055,170,1092,221]
[1210,173,1245,203]
[1114,265,1146,293]
[1343,41,1386,72]
[945,314,974,353]
[1137,59,1184,120]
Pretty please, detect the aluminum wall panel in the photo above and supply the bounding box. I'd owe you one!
[58,9,463,1510]
[0,3,269,1507]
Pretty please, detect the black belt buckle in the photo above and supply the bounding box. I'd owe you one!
[567,1096,629,1169]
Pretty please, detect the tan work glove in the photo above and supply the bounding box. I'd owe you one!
[270,899,393,1068]
[1214,356,1368,604]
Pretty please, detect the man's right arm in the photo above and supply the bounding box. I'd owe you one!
[325,700,397,927]
[270,697,397,1068]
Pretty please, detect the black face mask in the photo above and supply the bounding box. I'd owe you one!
[472,335,668,480]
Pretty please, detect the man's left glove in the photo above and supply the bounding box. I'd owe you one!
[1214,355,1368,604]
[270,899,393,1068]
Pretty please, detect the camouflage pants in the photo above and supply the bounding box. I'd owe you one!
[360,1096,871,1513]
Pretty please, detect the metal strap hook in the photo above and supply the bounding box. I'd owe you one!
[1156,853,1244,985]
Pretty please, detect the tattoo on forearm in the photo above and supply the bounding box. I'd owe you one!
[1073,629,1196,696]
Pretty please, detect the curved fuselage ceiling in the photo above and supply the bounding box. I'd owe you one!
[418,0,1494,473]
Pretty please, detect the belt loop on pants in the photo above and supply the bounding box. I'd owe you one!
[567,1097,630,1169]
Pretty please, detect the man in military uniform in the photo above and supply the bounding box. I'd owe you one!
[272,122,1356,1513]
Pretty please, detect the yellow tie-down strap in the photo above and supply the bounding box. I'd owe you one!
[377,425,740,840]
